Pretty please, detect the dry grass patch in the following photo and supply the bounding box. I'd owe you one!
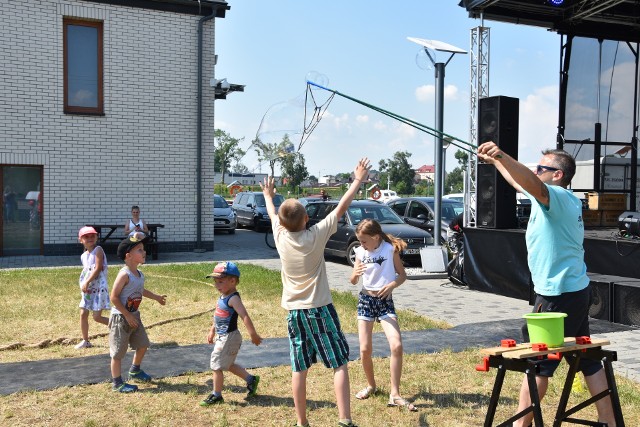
[2,350,640,426]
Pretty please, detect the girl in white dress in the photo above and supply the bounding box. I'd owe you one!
[75,226,110,349]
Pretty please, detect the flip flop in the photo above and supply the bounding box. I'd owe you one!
[355,385,376,400]
[388,395,418,412]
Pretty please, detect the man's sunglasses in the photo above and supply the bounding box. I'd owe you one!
[536,165,560,175]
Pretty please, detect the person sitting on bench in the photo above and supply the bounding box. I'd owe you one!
[124,205,149,237]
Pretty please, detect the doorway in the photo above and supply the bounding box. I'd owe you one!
[2,166,43,256]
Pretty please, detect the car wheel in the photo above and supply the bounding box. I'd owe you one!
[346,240,361,267]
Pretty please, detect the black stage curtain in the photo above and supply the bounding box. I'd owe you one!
[464,228,640,302]
[464,228,531,301]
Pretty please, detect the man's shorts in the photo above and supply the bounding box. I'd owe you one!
[357,292,397,322]
[287,304,350,372]
[210,329,242,371]
[109,312,150,360]
[523,287,602,377]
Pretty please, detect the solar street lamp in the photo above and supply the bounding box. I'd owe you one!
[408,37,466,248]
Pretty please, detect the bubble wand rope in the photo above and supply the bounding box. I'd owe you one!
[307,80,477,155]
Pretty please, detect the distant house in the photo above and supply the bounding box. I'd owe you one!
[415,165,436,182]
[0,0,229,256]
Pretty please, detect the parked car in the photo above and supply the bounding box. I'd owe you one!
[213,194,236,234]
[298,196,323,206]
[305,199,433,267]
[232,191,285,230]
[443,193,464,203]
[387,197,464,243]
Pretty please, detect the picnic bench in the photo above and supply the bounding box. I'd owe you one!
[477,337,625,426]
[86,224,165,260]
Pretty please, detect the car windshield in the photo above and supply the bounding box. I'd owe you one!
[347,205,404,225]
[213,196,228,208]
[425,200,464,221]
[255,194,285,207]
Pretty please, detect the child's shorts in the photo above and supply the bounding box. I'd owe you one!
[210,329,242,371]
[109,312,150,360]
[357,292,397,322]
[287,303,350,372]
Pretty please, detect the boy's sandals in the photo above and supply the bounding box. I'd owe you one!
[388,395,418,412]
[355,385,376,400]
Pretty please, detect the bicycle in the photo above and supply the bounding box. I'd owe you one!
[264,227,276,249]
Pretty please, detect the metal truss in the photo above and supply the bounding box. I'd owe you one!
[467,25,490,227]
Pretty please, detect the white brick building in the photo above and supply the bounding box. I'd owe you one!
[0,0,229,256]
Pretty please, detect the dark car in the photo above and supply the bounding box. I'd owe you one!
[232,191,285,230]
[213,194,236,234]
[305,199,434,267]
[386,197,464,243]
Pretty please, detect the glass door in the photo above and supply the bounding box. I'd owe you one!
[2,166,43,256]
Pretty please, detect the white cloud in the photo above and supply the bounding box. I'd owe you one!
[415,84,460,102]
[356,114,369,123]
[518,85,559,163]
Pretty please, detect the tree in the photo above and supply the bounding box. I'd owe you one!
[214,129,245,184]
[253,133,295,178]
[233,162,249,174]
[454,149,469,170]
[378,151,415,195]
[445,167,464,193]
[281,152,309,191]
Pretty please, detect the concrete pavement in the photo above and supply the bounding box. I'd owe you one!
[1,229,639,395]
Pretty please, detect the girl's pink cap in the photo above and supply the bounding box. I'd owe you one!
[78,226,98,239]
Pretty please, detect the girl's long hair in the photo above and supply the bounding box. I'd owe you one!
[355,218,407,253]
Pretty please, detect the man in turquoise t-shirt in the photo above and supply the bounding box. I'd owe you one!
[477,142,616,427]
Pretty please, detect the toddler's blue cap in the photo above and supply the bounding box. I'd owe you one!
[206,261,240,278]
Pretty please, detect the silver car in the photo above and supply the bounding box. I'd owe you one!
[213,194,236,234]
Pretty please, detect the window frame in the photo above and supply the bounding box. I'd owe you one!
[63,18,104,115]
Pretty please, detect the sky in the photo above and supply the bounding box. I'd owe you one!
[213,0,561,178]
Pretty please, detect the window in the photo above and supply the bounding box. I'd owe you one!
[63,18,103,114]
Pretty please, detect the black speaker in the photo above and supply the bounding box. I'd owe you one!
[612,279,640,326]
[618,211,640,236]
[587,277,613,322]
[476,96,519,228]
[477,163,518,228]
[478,96,519,158]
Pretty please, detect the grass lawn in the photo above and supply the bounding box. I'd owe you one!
[1,263,640,426]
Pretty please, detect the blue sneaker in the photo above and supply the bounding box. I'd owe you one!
[113,382,138,393]
[128,369,152,382]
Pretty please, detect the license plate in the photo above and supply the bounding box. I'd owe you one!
[403,248,420,255]
[214,221,226,225]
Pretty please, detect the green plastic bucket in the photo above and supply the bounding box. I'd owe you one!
[523,312,567,347]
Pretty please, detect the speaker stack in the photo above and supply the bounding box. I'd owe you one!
[612,278,640,326]
[477,96,519,229]
[587,274,614,322]
[587,273,640,326]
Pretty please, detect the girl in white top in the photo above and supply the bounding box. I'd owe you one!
[349,218,417,412]
[75,226,110,349]
[124,205,149,237]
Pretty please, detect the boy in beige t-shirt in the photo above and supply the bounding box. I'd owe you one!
[261,158,370,427]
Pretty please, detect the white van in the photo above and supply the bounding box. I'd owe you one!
[369,189,400,203]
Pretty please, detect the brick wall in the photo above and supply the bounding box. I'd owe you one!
[0,0,218,254]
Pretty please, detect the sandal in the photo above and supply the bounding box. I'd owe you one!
[388,395,418,412]
[355,385,376,400]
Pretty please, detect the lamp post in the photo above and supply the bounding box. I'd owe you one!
[408,37,466,246]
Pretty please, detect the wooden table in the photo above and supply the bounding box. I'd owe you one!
[478,337,625,426]
[86,224,165,260]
